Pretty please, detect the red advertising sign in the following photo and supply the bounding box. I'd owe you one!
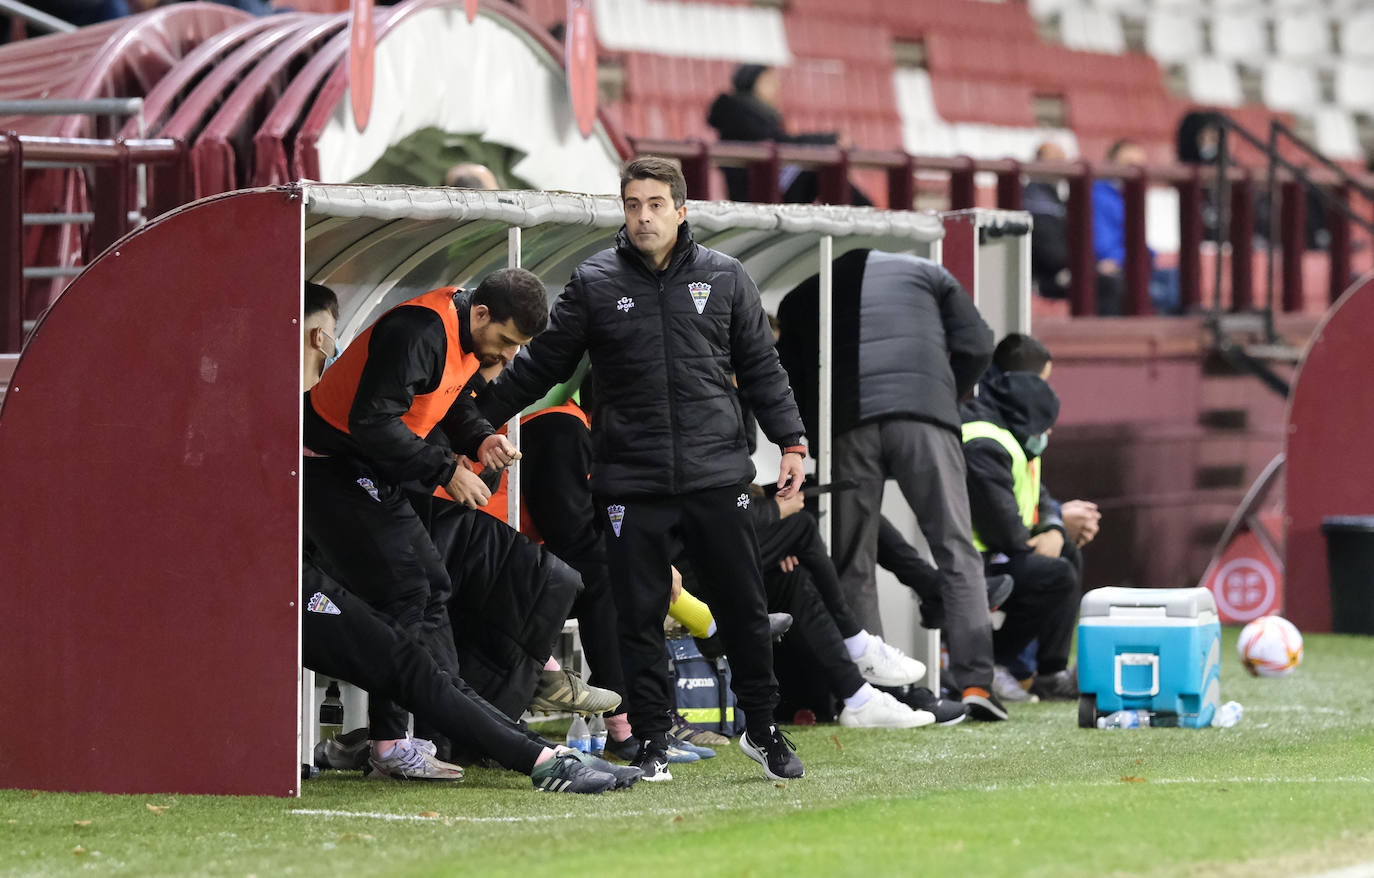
[567,0,597,138]
[465,0,478,23]
[1201,512,1285,624]
[348,0,375,132]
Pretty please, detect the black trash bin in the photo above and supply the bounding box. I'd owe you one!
[1321,516,1374,635]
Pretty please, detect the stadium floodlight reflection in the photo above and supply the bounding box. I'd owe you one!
[0,183,1029,797]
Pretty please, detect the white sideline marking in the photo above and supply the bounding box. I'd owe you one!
[291,806,715,824]
[1300,863,1374,878]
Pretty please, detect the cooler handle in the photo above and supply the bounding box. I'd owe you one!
[1114,652,1160,697]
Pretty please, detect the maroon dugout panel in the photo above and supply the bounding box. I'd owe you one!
[0,190,302,796]
[1284,275,1374,633]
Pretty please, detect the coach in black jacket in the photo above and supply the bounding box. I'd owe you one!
[479,157,807,783]
[777,249,1006,720]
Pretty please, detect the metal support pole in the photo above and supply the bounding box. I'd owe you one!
[148,138,193,220]
[1177,167,1203,311]
[1066,162,1096,316]
[1230,171,1254,311]
[817,234,833,549]
[1328,182,1351,305]
[887,154,915,211]
[746,143,781,204]
[89,139,131,259]
[680,141,711,201]
[996,161,1022,210]
[949,156,975,211]
[0,0,73,33]
[816,148,849,205]
[506,226,522,529]
[1280,179,1305,313]
[0,132,22,352]
[1123,167,1150,316]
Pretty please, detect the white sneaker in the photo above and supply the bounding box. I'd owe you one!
[839,691,936,729]
[854,634,926,687]
[992,665,1039,704]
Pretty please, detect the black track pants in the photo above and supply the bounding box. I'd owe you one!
[597,485,778,744]
[765,568,866,700]
[988,541,1082,676]
[758,511,863,639]
[300,564,547,774]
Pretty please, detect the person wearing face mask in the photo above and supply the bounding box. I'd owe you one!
[303,283,340,391]
[961,366,1081,707]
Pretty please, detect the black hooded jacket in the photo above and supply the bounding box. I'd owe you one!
[777,248,994,449]
[706,84,837,203]
[478,220,804,497]
[961,371,1060,557]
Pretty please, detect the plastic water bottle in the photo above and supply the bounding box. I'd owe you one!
[587,714,607,755]
[1212,701,1243,728]
[1097,709,1151,729]
[319,681,344,742]
[566,714,592,753]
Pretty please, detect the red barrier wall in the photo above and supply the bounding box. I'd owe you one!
[0,190,303,796]
[1285,276,1374,633]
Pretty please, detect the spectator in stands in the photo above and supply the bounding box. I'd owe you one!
[445,162,500,190]
[961,363,1081,706]
[303,270,545,779]
[479,156,808,783]
[776,249,1006,721]
[302,282,339,392]
[984,333,1096,703]
[1025,142,1071,301]
[1092,139,1180,315]
[1176,111,1223,243]
[301,562,639,792]
[706,64,870,206]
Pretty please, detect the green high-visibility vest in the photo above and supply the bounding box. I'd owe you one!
[962,420,1040,553]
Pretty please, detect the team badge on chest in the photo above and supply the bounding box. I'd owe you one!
[687,281,712,314]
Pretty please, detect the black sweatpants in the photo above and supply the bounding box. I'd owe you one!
[876,516,944,627]
[988,540,1082,676]
[300,564,547,774]
[302,456,459,742]
[765,567,866,700]
[758,510,862,639]
[598,485,778,745]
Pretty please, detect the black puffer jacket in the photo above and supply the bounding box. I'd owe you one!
[480,221,804,496]
[961,371,1060,557]
[777,248,993,447]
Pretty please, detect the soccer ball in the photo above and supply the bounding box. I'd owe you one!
[1237,615,1304,677]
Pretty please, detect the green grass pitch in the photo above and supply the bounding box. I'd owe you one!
[3,627,1372,877]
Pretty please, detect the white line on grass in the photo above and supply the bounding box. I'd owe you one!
[1299,862,1374,878]
[290,805,771,824]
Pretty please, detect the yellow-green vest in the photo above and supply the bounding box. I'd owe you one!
[962,420,1040,553]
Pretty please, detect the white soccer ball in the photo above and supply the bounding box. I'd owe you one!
[1237,615,1304,677]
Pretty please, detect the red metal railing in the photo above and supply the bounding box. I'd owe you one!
[632,136,1374,320]
[0,133,191,352]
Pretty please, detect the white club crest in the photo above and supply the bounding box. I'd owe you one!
[607,504,626,537]
[306,592,342,615]
[687,282,711,315]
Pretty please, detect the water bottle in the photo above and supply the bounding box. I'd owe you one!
[1212,701,1243,728]
[319,681,344,742]
[566,714,592,753]
[587,714,607,755]
[1097,709,1151,729]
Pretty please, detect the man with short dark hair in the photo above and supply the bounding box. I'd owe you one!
[303,268,548,779]
[480,156,808,783]
[303,283,339,392]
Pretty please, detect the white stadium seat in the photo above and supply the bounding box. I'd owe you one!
[594,0,791,64]
[1334,61,1374,114]
[1145,11,1204,64]
[1275,11,1332,60]
[1059,6,1127,54]
[1261,60,1322,113]
[1340,11,1374,60]
[1312,106,1363,160]
[1185,57,1244,107]
[1211,12,1269,62]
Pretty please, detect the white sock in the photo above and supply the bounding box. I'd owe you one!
[706,620,717,637]
[844,630,872,660]
[843,683,876,709]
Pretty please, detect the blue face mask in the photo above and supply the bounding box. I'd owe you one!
[320,331,340,373]
[1025,432,1049,457]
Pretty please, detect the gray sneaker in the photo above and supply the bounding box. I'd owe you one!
[530,752,616,794]
[529,669,622,714]
[366,736,464,781]
[992,665,1039,703]
[1031,667,1079,701]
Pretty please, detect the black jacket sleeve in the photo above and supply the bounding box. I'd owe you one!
[933,265,995,400]
[728,259,805,448]
[347,306,461,489]
[964,437,1032,556]
[479,272,590,427]
[1036,482,1065,535]
[519,414,604,572]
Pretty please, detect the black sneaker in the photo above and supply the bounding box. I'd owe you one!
[903,686,968,726]
[314,726,370,770]
[962,687,1009,722]
[986,573,1014,610]
[740,724,804,780]
[632,740,673,783]
[1030,667,1079,701]
[567,751,643,789]
[530,752,616,794]
[604,735,641,762]
[696,613,795,659]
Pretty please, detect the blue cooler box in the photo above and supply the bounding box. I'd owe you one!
[1077,587,1221,728]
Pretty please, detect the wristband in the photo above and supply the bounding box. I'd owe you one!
[782,445,807,458]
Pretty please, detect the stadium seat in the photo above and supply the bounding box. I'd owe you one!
[1275,11,1331,60]
[1261,61,1322,114]
[1211,12,1269,62]
[1185,58,1244,107]
[1144,11,1203,65]
[1057,6,1127,55]
[595,0,790,64]
[1333,61,1374,114]
[1312,106,1364,160]
[1342,11,1374,60]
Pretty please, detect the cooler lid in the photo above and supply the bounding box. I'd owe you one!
[1080,586,1217,619]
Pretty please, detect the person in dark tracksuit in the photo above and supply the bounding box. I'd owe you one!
[961,371,1082,705]
[302,270,547,779]
[479,157,808,783]
[300,562,636,793]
